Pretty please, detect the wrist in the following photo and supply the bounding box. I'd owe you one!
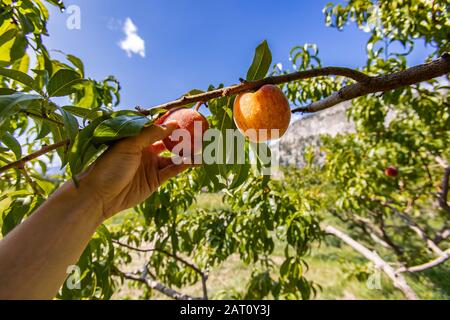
[56,179,106,227]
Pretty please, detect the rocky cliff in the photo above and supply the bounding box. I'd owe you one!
[273,101,355,167]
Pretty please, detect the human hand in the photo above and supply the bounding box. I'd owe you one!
[77,121,192,220]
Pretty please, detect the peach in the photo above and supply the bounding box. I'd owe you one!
[385,165,399,177]
[155,108,209,155]
[233,84,291,142]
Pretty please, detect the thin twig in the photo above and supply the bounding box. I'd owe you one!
[112,239,208,299]
[116,268,202,300]
[397,249,450,273]
[439,166,450,214]
[140,66,373,115]
[323,224,418,300]
[0,140,70,175]
[112,240,203,275]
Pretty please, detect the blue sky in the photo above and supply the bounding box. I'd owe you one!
[44,0,432,111]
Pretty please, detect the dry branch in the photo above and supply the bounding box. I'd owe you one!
[0,140,69,174]
[118,269,202,300]
[397,249,450,273]
[323,224,418,300]
[439,166,450,214]
[143,54,449,115]
[112,239,208,300]
[391,209,444,256]
[139,67,372,115]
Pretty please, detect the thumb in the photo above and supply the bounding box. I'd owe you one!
[133,120,179,148]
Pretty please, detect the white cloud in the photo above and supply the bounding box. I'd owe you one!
[119,17,146,58]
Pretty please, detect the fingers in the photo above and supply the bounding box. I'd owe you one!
[134,120,179,148]
[158,163,192,185]
[158,156,174,169]
[157,155,204,169]
[151,141,166,154]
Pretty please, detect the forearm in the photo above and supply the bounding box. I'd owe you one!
[0,180,104,299]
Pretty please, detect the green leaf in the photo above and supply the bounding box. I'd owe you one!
[73,81,97,108]
[69,116,107,176]
[0,29,17,47]
[62,105,101,121]
[0,93,42,125]
[246,40,272,81]
[93,115,151,144]
[229,162,251,189]
[2,201,30,236]
[0,67,40,93]
[36,121,51,139]
[47,69,83,97]
[59,108,79,142]
[66,54,85,77]
[49,123,69,168]
[0,131,22,159]
[10,33,27,62]
[0,88,16,95]
[32,69,49,89]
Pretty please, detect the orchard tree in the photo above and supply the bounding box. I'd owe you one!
[279,0,449,299]
[0,0,448,299]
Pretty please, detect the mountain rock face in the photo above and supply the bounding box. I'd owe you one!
[273,101,355,167]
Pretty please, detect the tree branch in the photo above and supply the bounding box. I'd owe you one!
[434,228,450,244]
[323,224,419,300]
[438,165,450,214]
[112,239,208,300]
[292,53,450,113]
[391,209,444,256]
[397,249,450,273]
[1,55,448,174]
[139,66,372,115]
[0,140,69,174]
[370,198,445,256]
[352,214,399,250]
[116,268,202,300]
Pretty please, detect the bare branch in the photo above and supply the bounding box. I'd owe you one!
[434,229,450,244]
[352,214,399,250]
[439,166,450,214]
[391,209,444,256]
[112,240,203,276]
[323,224,418,300]
[140,67,372,115]
[112,239,208,299]
[370,198,445,256]
[0,140,69,175]
[117,269,202,300]
[293,53,450,113]
[435,156,449,169]
[397,249,450,273]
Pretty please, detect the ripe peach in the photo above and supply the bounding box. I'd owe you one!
[155,108,209,155]
[233,84,291,142]
[385,165,399,177]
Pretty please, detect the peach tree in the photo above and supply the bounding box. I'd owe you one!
[278,0,449,299]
